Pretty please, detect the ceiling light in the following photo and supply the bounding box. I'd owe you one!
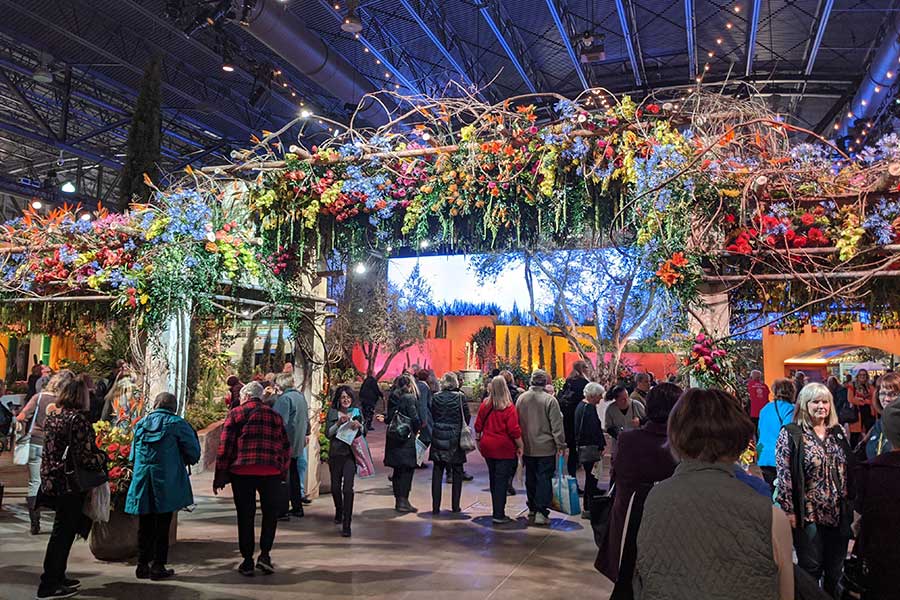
[31,200,42,209]
[60,181,76,194]
[384,71,391,78]
[856,138,862,143]
[708,51,714,58]
[375,59,381,64]
[867,121,873,127]
[222,61,235,72]
[734,5,741,12]
[300,109,312,118]
[861,99,867,106]
[847,111,853,118]
[341,5,363,34]
[887,71,894,79]
[726,22,733,29]
[32,64,53,84]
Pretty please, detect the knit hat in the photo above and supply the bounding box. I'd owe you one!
[883,400,900,448]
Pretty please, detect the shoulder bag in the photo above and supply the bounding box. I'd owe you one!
[13,393,41,465]
[577,404,603,464]
[387,399,413,442]
[63,413,108,492]
[458,393,476,453]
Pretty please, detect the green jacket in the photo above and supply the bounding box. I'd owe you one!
[125,408,201,515]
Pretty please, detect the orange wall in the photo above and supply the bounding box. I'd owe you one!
[562,352,679,379]
[426,315,496,371]
[762,322,900,390]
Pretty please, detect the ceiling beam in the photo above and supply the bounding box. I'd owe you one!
[0,118,120,169]
[398,0,481,97]
[684,0,697,80]
[545,0,588,90]
[614,0,642,87]
[478,2,538,94]
[805,0,836,76]
[745,0,762,77]
[0,69,57,142]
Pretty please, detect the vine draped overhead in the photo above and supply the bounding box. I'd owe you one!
[3,87,900,336]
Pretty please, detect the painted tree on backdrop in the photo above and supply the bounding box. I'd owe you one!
[330,261,428,380]
[120,55,162,207]
[474,246,679,382]
[238,323,257,382]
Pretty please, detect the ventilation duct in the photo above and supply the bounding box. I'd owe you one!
[243,0,392,126]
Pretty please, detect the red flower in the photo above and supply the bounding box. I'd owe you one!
[800,213,815,226]
[108,466,123,480]
[107,443,119,453]
[119,445,131,458]
[724,214,736,224]
[793,235,808,248]
[785,229,796,242]
[646,104,660,114]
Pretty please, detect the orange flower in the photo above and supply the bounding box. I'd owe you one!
[670,252,688,268]
[656,262,682,287]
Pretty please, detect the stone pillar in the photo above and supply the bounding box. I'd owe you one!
[294,279,327,499]
[688,283,730,339]
[145,305,192,416]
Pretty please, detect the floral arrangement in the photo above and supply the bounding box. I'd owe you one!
[681,332,735,389]
[93,420,134,504]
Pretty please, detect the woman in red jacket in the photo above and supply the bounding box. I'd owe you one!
[475,375,523,525]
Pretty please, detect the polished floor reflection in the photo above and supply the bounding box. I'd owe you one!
[0,426,609,599]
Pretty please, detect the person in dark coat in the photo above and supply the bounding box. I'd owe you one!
[559,360,591,480]
[325,385,364,537]
[596,382,681,594]
[226,375,244,410]
[384,374,421,513]
[414,369,434,448]
[358,375,381,432]
[575,382,606,517]
[429,372,471,514]
[853,399,900,599]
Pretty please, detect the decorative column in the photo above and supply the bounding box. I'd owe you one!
[294,279,327,499]
[144,305,192,416]
[689,283,730,339]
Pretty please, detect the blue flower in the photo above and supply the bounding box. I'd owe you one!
[58,245,78,266]
[553,99,578,119]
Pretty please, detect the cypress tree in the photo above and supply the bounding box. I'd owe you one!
[273,324,286,372]
[538,337,546,369]
[503,328,510,358]
[120,56,162,207]
[550,336,558,379]
[260,327,273,373]
[239,323,257,381]
[526,332,533,369]
[514,334,522,367]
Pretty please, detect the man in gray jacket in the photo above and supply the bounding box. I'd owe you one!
[274,372,310,517]
[516,369,566,526]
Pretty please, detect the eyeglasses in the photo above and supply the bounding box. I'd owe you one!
[878,389,899,399]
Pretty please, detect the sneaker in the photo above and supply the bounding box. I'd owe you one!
[135,564,150,580]
[238,558,255,577]
[62,579,80,590]
[491,515,513,525]
[35,586,78,599]
[256,555,275,575]
[533,513,550,527]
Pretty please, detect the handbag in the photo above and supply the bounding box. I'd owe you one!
[387,409,412,442]
[63,413,108,492]
[13,393,41,465]
[458,394,476,453]
[836,552,868,600]
[576,403,603,464]
[352,435,376,478]
[589,483,615,549]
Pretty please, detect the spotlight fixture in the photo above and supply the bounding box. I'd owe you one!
[32,61,53,84]
[60,181,76,194]
[300,109,312,118]
[341,1,363,33]
[31,200,42,210]
[239,0,257,26]
[578,32,605,63]
[221,44,235,72]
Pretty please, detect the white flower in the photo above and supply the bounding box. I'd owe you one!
[206,232,216,243]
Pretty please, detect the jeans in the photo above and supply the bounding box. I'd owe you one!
[523,455,556,517]
[288,457,303,512]
[27,444,43,497]
[138,512,173,566]
[231,474,282,560]
[583,461,599,501]
[795,522,849,596]
[392,466,414,499]
[486,458,517,519]
[329,453,356,526]
[296,447,308,497]
[39,493,84,593]
[432,461,462,511]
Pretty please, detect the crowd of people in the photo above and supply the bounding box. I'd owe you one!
[10,357,900,600]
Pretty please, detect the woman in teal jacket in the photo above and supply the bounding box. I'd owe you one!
[125,392,201,581]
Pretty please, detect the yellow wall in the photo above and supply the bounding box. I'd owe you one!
[762,322,900,389]
[495,325,593,380]
[49,336,84,369]
[0,333,7,378]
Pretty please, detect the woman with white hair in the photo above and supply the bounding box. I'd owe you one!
[428,372,471,514]
[775,382,854,596]
[574,382,606,517]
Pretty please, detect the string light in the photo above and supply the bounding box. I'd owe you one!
[716,38,723,45]
[375,59,381,64]
[708,51,715,58]
[726,22,733,29]
[834,123,840,130]
[334,3,340,8]
[887,71,894,79]
[861,99,867,106]
[733,5,741,12]
[704,63,710,71]
[363,47,369,52]
[875,86,882,92]
[384,72,391,78]
[847,111,853,118]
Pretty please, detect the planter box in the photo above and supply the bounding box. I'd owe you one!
[318,461,330,495]
[89,509,178,562]
[194,419,225,474]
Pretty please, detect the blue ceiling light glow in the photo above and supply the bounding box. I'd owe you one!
[545,0,588,90]
[837,20,900,138]
[804,0,835,76]
[613,0,642,86]
[684,0,697,79]
[479,5,538,94]
[745,0,761,77]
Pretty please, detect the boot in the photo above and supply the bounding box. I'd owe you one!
[26,496,40,535]
[395,498,418,513]
[341,515,352,537]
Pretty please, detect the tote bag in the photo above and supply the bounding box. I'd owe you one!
[13,393,41,466]
[458,394,476,453]
[551,455,581,515]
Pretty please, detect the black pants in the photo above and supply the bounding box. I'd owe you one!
[231,474,282,560]
[138,512,173,566]
[583,461,599,501]
[795,522,849,596]
[523,455,556,516]
[362,402,376,430]
[567,443,580,479]
[432,461,462,511]
[329,454,356,526]
[486,458,517,519]
[39,493,84,593]
[760,466,777,494]
[392,466,414,499]
[288,457,303,512]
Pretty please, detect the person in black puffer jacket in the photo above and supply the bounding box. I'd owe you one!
[384,375,421,514]
[429,372,471,514]
[560,360,591,479]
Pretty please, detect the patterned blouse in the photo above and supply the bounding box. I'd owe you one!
[40,409,106,496]
[775,424,847,527]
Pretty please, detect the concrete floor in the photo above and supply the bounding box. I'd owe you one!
[0,426,611,600]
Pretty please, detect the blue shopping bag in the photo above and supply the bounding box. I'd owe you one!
[551,455,581,515]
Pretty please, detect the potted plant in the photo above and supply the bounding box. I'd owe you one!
[89,420,140,561]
